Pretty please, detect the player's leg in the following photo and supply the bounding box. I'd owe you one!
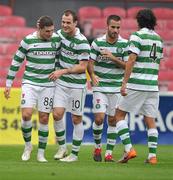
[21,84,37,161]
[92,92,107,162]
[60,88,86,162]
[115,90,141,163]
[105,93,120,162]
[53,85,68,160]
[105,116,117,162]
[37,86,54,162]
[142,92,159,165]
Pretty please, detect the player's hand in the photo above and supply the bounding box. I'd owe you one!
[121,83,127,96]
[91,74,99,86]
[100,49,114,59]
[4,87,11,99]
[49,69,66,81]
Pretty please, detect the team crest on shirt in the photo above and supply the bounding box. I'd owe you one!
[69,42,75,48]
[117,47,123,53]
[51,42,56,48]
[95,99,101,109]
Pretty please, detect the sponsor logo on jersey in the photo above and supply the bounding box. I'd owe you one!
[32,51,56,56]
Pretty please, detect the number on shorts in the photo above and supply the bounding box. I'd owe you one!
[72,100,80,109]
[43,97,53,107]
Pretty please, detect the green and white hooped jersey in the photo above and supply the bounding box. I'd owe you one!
[127,28,163,91]
[6,32,61,87]
[56,28,90,88]
[90,34,128,93]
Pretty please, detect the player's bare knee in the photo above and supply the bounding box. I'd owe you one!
[72,115,82,125]
[53,111,64,121]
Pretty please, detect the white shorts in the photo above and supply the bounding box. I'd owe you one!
[118,89,159,118]
[21,84,55,113]
[53,84,86,116]
[93,92,121,116]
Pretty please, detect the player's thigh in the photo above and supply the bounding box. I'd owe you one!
[118,89,146,114]
[107,93,121,116]
[21,84,37,108]
[69,88,86,116]
[38,87,55,113]
[93,92,108,114]
[141,92,159,118]
[53,85,69,108]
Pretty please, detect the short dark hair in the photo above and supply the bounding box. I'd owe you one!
[136,9,156,30]
[63,9,78,22]
[107,15,121,25]
[37,16,54,29]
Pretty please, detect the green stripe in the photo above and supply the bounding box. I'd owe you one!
[118,128,129,136]
[122,138,131,145]
[128,78,157,86]
[98,81,122,87]
[38,142,47,149]
[72,140,82,146]
[60,55,78,65]
[23,74,51,83]
[133,32,162,41]
[148,136,158,142]
[137,57,160,63]
[107,133,118,139]
[14,55,24,63]
[10,65,20,72]
[71,150,78,156]
[56,131,65,137]
[27,56,55,64]
[149,147,157,154]
[95,71,123,79]
[133,67,158,75]
[106,144,114,151]
[38,130,49,137]
[24,137,31,142]
[58,140,65,145]
[21,127,32,133]
[18,46,27,54]
[60,76,86,84]
[95,139,101,144]
[7,75,15,80]
[95,61,120,69]
[25,66,54,74]
[93,129,102,135]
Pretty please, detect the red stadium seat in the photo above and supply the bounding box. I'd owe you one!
[168,82,173,91]
[0,78,6,87]
[0,55,12,67]
[15,27,36,41]
[78,6,102,20]
[0,16,26,27]
[5,43,19,55]
[13,79,22,87]
[155,20,167,31]
[158,70,173,81]
[164,59,173,69]
[165,20,173,30]
[102,7,126,18]
[152,8,173,20]
[121,18,137,30]
[91,18,107,38]
[127,6,145,18]
[0,5,12,16]
[120,30,133,39]
[78,6,102,38]
[156,30,173,45]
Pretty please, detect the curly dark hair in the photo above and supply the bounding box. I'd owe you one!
[136,9,157,30]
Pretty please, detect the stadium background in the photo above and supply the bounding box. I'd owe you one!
[0,0,173,145]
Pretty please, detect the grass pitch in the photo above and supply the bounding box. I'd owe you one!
[0,144,173,180]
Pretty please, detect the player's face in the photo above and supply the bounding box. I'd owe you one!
[61,14,77,36]
[39,25,54,40]
[107,20,121,39]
